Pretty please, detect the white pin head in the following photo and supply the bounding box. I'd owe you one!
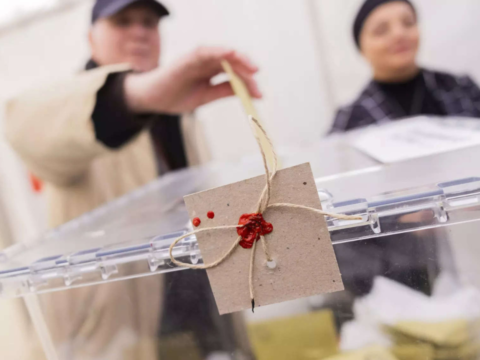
[267,260,277,269]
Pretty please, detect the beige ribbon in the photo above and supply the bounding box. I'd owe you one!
[169,116,361,312]
[220,60,277,171]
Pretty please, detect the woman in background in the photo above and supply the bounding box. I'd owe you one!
[331,0,480,132]
[328,0,465,320]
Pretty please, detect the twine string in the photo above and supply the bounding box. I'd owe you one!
[249,238,257,311]
[259,235,272,262]
[251,118,277,214]
[168,116,362,312]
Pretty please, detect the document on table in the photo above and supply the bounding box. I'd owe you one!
[350,117,480,163]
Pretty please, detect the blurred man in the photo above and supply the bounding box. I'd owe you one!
[6,0,261,228]
[5,0,260,358]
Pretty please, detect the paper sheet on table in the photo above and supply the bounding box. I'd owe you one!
[350,117,480,163]
[221,60,277,170]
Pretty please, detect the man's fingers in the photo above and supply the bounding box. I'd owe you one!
[190,60,262,99]
[200,75,262,109]
[200,82,235,105]
[224,51,259,74]
[187,47,235,78]
[235,72,263,99]
[186,47,259,80]
[195,46,235,63]
[219,50,261,98]
[177,47,262,108]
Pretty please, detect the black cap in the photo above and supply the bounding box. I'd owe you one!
[92,0,169,24]
[353,0,416,49]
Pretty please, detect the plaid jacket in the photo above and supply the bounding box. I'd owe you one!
[330,69,480,133]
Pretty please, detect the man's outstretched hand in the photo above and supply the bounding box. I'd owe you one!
[124,47,262,114]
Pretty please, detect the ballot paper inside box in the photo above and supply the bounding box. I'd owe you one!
[184,163,344,314]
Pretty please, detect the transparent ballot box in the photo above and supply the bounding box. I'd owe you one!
[2,145,480,360]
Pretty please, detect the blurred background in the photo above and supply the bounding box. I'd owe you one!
[0,0,479,358]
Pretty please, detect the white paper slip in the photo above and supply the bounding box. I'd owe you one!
[350,117,480,163]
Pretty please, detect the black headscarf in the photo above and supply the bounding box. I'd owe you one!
[353,0,416,49]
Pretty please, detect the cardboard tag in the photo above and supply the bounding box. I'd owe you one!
[184,163,344,314]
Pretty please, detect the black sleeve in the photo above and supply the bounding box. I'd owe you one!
[329,107,354,134]
[92,71,151,149]
[329,105,376,134]
[461,76,480,117]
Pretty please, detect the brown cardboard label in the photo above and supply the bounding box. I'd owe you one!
[184,163,344,314]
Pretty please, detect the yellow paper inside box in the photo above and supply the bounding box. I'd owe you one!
[388,320,470,347]
[248,310,338,360]
[323,345,397,360]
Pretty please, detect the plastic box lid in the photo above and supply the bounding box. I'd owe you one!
[1,142,479,299]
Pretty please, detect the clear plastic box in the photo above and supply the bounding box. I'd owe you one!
[2,143,480,360]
